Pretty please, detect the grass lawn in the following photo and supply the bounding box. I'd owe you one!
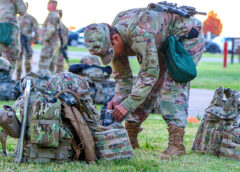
[108,58,240,91]
[33,44,89,52]
[0,100,239,171]
[202,52,239,59]
[192,62,240,90]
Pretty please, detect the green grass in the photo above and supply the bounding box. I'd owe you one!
[0,101,15,108]
[33,44,89,52]
[202,52,239,59]
[192,62,240,90]
[117,58,240,91]
[0,107,239,171]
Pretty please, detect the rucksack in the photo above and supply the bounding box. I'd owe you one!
[0,57,20,100]
[22,91,75,163]
[8,72,133,163]
[18,73,97,163]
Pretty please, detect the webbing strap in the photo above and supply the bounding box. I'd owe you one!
[31,120,59,125]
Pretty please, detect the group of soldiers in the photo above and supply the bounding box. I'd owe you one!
[0,0,206,161]
[0,0,68,81]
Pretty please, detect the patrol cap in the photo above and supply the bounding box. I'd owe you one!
[48,0,57,4]
[84,23,114,65]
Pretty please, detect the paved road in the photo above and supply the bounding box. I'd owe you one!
[15,50,215,117]
[188,88,213,117]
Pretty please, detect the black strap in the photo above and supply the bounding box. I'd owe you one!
[180,27,199,40]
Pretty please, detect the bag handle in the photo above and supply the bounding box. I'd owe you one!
[224,88,240,113]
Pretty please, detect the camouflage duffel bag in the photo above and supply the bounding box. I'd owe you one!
[219,127,240,160]
[24,93,74,163]
[191,118,226,155]
[93,129,134,160]
[192,87,240,160]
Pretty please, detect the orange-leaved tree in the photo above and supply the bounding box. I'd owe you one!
[68,26,76,31]
[203,10,223,36]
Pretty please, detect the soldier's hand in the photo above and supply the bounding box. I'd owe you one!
[113,104,128,122]
[107,101,120,110]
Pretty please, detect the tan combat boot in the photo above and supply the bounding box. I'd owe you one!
[160,124,186,159]
[125,121,143,149]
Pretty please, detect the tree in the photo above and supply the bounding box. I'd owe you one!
[68,26,76,31]
[202,10,223,36]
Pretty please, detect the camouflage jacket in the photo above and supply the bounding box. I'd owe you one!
[40,11,61,45]
[18,13,39,40]
[0,0,26,27]
[60,21,68,46]
[111,8,205,112]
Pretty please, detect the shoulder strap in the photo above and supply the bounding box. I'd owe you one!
[56,90,96,162]
[56,90,82,108]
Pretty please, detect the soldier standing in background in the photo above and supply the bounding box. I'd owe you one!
[0,0,26,77]
[38,0,61,76]
[16,2,39,80]
[50,9,68,73]
[84,5,205,159]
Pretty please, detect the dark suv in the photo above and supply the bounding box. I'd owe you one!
[68,27,85,47]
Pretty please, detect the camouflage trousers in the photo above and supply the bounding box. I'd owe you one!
[38,41,60,76]
[126,53,202,128]
[0,26,20,74]
[50,51,64,74]
[16,41,33,80]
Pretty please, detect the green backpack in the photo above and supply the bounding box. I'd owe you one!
[161,35,197,83]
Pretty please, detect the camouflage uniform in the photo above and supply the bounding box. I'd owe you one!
[38,9,61,76]
[85,8,205,128]
[50,10,68,73]
[56,20,68,73]
[84,6,205,153]
[16,13,39,80]
[0,0,26,74]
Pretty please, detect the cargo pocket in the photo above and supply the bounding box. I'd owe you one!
[59,125,73,142]
[30,120,60,148]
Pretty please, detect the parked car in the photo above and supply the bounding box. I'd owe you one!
[205,36,233,53]
[212,36,233,53]
[205,40,221,53]
[68,27,86,47]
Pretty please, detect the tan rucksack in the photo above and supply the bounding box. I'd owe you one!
[56,90,96,162]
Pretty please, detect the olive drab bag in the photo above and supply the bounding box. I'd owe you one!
[161,35,197,83]
[192,87,240,160]
[0,23,12,46]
